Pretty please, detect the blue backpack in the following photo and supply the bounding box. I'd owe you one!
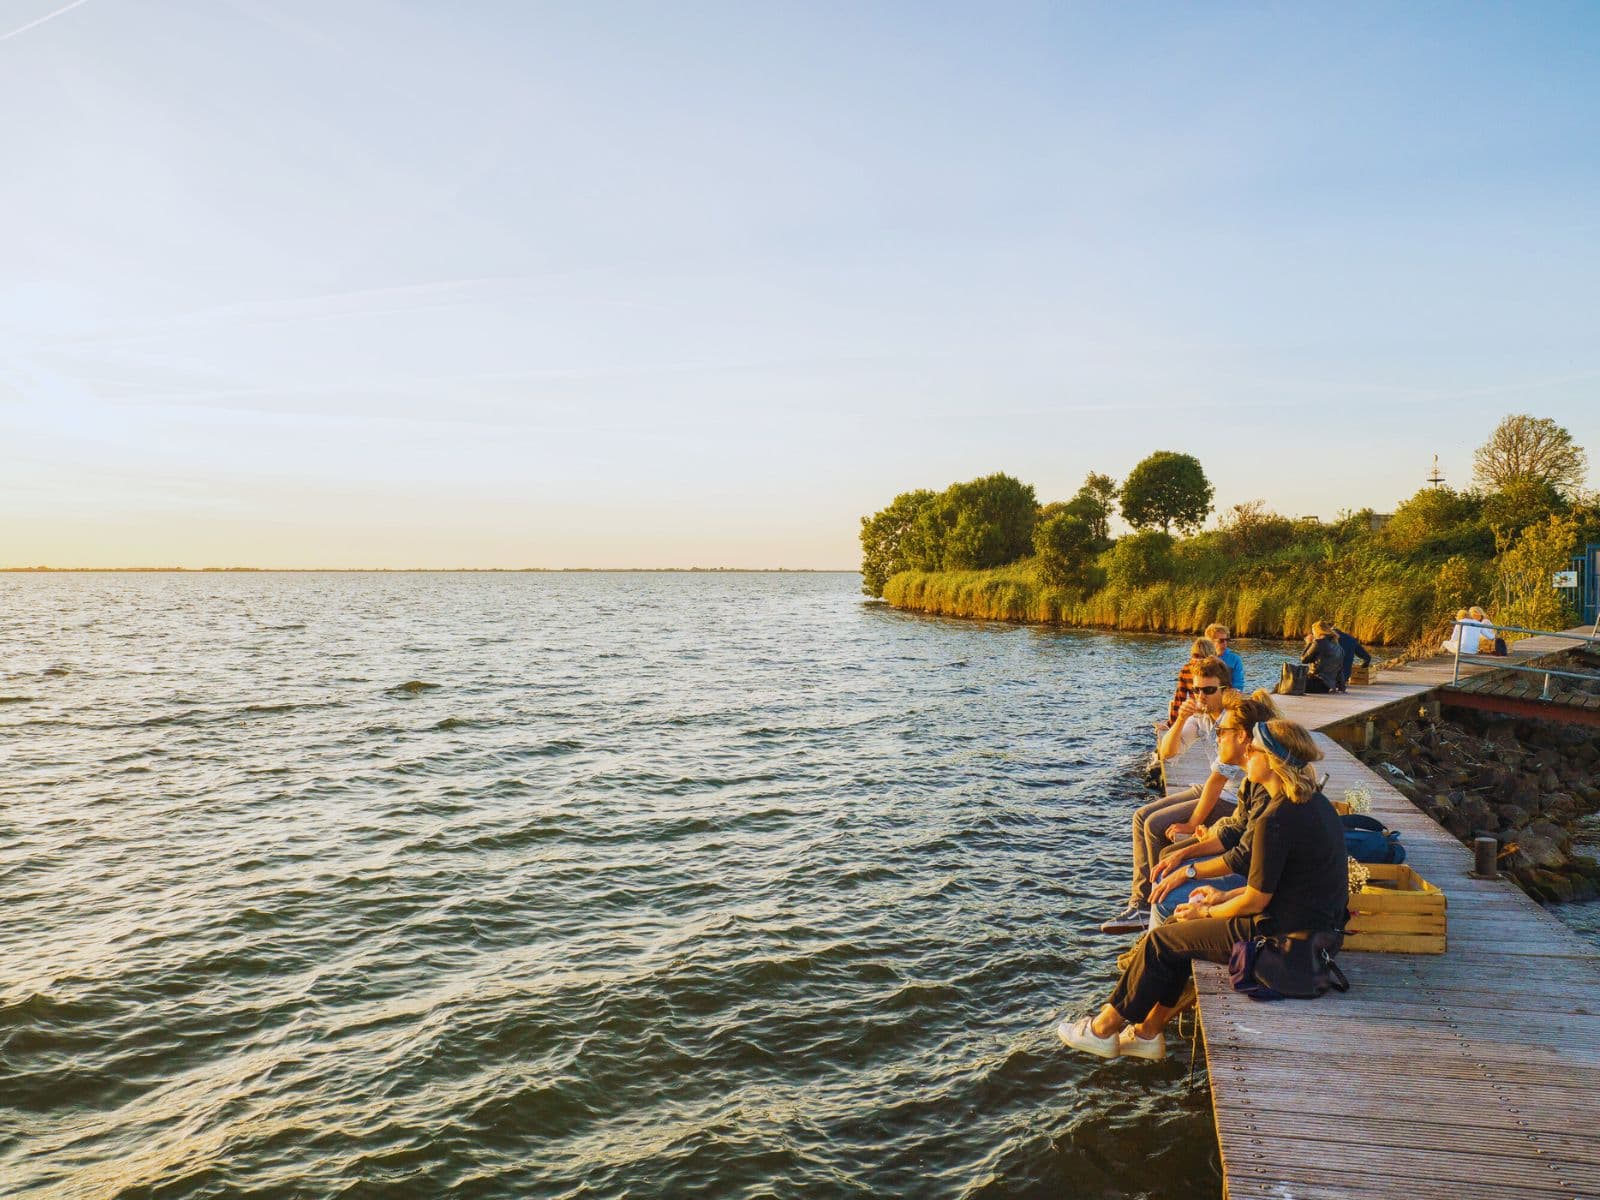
[1342,813,1406,864]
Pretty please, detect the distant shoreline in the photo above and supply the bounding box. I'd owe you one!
[1,566,860,574]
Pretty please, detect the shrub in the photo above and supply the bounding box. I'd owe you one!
[1105,531,1176,590]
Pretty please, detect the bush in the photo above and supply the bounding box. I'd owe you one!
[1105,531,1176,590]
[1033,512,1099,591]
[1381,487,1493,560]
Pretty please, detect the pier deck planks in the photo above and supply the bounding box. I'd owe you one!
[1161,628,1600,1199]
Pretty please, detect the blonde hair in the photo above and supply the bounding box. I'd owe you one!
[1469,606,1486,620]
[1190,637,1217,659]
[1456,609,1469,620]
[1205,623,1230,641]
[1311,620,1334,639]
[1220,688,1279,732]
[1256,719,1323,803]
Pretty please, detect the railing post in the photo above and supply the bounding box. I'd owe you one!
[1541,672,1554,701]
[1452,637,1462,684]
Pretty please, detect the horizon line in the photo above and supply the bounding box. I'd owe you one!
[1,566,861,574]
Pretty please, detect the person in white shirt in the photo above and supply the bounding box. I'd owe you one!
[1441,608,1482,655]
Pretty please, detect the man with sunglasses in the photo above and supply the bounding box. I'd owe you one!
[1100,656,1242,934]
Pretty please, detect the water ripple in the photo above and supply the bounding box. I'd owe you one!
[0,572,1294,1198]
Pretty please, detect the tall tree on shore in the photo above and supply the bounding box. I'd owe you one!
[859,489,937,597]
[935,473,1038,570]
[1119,451,1214,535]
[1473,414,1588,497]
[1065,472,1118,544]
[1033,511,1098,590]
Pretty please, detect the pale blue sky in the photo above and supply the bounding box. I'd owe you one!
[2,1,1597,567]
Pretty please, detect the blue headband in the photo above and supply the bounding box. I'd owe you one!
[1253,723,1306,769]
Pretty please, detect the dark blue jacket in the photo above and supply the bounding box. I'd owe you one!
[1336,629,1371,668]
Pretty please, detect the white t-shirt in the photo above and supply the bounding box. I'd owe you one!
[1175,712,1244,799]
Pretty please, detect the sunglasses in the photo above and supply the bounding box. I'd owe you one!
[1195,685,1221,695]
[1215,637,1229,644]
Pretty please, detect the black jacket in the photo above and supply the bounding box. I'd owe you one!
[1301,634,1344,686]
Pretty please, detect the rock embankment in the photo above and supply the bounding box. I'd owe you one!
[1349,708,1600,903]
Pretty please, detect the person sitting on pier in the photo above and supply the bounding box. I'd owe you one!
[1206,623,1245,690]
[1468,605,1505,655]
[1145,689,1281,922]
[1300,621,1345,694]
[1100,656,1241,934]
[1331,625,1371,692]
[1441,608,1484,655]
[1163,637,1217,728]
[1060,719,1347,1061]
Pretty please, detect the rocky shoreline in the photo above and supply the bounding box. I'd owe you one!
[1345,706,1600,903]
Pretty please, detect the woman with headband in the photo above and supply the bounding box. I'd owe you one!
[1058,719,1347,1062]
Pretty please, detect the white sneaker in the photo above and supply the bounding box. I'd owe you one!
[1056,1016,1120,1059]
[1117,1025,1167,1061]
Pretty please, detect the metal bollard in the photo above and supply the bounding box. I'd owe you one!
[1473,836,1498,878]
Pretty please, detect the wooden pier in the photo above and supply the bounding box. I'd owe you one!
[1162,629,1600,1199]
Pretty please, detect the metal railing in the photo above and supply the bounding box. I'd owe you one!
[1447,621,1600,698]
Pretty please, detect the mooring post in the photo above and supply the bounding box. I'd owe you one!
[1364,719,1378,751]
[1474,837,1498,878]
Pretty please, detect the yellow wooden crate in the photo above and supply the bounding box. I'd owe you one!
[1345,863,1447,954]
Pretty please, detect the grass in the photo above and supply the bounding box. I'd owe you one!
[881,557,1445,645]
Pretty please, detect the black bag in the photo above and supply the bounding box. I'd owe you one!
[1274,661,1308,696]
[1228,930,1349,1001]
[1491,636,1508,656]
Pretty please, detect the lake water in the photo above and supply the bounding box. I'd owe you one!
[0,573,1341,1197]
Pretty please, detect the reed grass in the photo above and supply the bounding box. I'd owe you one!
[881,557,1446,645]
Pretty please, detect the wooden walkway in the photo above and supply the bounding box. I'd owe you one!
[1162,628,1600,1199]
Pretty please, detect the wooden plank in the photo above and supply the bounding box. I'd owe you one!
[1169,628,1600,1200]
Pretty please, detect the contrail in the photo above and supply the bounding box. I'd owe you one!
[0,0,93,43]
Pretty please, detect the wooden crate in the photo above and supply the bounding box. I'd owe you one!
[1345,863,1447,954]
[1348,663,1372,686]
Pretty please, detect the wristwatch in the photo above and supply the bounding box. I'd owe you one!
[1185,863,1198,880]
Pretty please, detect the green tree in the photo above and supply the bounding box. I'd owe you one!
[1119,451,1214,534]
[1495,513,1579,633]
[1034,511,1098,590]
[1380,486,1493,559]
[1064,472,1118,544]
[1105,530,1176,589]
[1473,414,1588,497]
[858,488,938,597]
[1483,477,1567,544]
[1218,499,1297,559]
[935,473,1039,570]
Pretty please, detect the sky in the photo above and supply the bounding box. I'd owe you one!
[2,1,1598,569]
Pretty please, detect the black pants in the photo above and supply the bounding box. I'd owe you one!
[1110,915,1260,1023]
[1306,675,1333,694]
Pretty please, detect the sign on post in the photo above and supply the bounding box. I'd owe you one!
[1553,570,1579,589]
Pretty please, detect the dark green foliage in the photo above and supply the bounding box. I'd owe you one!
[1483,478,1567,542]
[860,474,1037,594]
[930,473,1039,571]
[859,489,938,597]
[1119,452,1214,534]
[1106,530,1176,589]
[1034,512,1099,590]
[1216,500,1298,560]
[1065,472,1117,544]
[1380,486,1494,560]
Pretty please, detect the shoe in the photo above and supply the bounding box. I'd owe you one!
[1057,1016,1120,1059]
[1098,905,1150,934]
[1098,904,1150,935]
[1117,1025,1167,1061]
